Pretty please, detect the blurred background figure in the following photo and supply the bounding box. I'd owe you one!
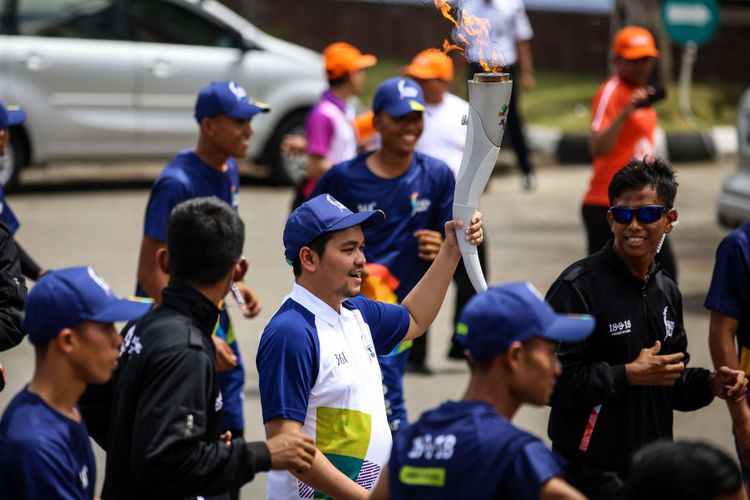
[584,26,676,278]
[292,42,377,209]
[623,440,746,500]
[462,0,537,191]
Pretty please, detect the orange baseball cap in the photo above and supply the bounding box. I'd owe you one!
[404,48,454,82]
[324,42,377,80]
[613,26,659,60]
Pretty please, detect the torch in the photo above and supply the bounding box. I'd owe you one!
[453,72,512,293]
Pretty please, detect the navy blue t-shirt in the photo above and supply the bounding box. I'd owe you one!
[138,149,245,430]
[389,400,566,500]
[313,151,455,301]
[705,221,750,363]
[0,388,96,500]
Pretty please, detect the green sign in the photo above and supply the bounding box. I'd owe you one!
[661,0,720,46]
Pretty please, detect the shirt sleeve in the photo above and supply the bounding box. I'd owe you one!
[546,279,630,408]
[590,81,622,133]
[347,296,410,355]
[705,230,750,319]
[499,441,565,500]
[305,108,335,158]
[256,311,319,424]
[143,177,189,242]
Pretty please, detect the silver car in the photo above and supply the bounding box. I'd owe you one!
[718,89,750,228]
[0,0,326,188]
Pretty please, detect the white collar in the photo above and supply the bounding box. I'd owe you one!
[289,283,342,327]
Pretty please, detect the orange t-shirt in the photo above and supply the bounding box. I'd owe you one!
[583,76,657,207]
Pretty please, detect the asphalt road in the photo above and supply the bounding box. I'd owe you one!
[0,157,738,498]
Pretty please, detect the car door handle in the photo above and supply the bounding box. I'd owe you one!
[145,60,178,79]
[16,52,49,71]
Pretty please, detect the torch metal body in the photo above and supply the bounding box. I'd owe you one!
[453,73,513,293]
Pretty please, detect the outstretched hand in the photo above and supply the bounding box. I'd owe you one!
[625,340,685,386]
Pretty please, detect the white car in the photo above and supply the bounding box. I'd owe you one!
[718,88,750,228]
[0,0,326,188]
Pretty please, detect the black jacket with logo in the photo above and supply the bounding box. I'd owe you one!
[95,283,270,499]
[546,243,713,470]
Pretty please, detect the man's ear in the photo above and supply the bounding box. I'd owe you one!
[665,208,678,234]
[157,248,170,275]
[233,256,248,282]
[504,341,524,372]
[606,209,615,231]
[55,328,76,355]
[299,247,317,273]
[371,112,383,133]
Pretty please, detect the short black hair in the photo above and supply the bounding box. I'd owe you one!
[624,440,742,500]
[167,197,244,286]
[328,74,349,88]
[292,231,334,278]
[608,157,678,208]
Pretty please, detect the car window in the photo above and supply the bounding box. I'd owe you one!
[127,0,242,48]
[17,0,120,39]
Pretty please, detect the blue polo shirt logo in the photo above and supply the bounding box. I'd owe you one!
[410,192,431,217]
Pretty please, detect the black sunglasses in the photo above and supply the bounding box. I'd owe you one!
[609,205,668,224]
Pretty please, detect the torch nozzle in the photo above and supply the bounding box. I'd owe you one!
[472,72,511,83]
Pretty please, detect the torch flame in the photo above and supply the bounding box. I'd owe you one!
[433,0,503,73]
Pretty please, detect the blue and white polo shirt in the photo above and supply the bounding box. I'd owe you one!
[257,284,410,499]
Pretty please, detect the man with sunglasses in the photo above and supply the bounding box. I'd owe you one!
[545,158,745,499]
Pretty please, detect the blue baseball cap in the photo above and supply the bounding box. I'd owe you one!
[194,80,271,123]
[0,101,26,129]
[454,281,594,359]
[283,194,385,264]
[23,267,153,345]
[372,77,425,117]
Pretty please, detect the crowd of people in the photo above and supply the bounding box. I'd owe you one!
[0,10,747,500]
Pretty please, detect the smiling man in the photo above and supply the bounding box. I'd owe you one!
[0,267,150,499]
[545,158,746,499]
[312,76,457,431]
[135,81,267,485]
[257,193,482,500]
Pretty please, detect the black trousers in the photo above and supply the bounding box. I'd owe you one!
[582,204,677,279]
[469,63,533,175]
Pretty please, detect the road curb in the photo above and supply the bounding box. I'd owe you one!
[527,125,736,165]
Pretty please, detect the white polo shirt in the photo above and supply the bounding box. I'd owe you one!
[257,284,410,499]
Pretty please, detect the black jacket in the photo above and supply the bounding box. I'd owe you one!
[546,243,713,470]
[0,222,26,353]
[94,283,270,499]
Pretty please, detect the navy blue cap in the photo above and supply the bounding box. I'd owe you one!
[22,267,153,345]
[0,101,26,129]
[283,194,385,264]
[194,80,271,123]
[454,281,595,359]
[372,77,425,117]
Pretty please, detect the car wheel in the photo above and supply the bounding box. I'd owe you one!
[266,109,310,186]
[1,127,28,192]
